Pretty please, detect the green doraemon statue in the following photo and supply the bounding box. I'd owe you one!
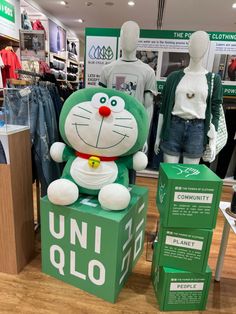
[48,87,148,211]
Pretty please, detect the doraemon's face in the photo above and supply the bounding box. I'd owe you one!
[60,88,148,157]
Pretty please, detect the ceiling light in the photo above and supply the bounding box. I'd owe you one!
[60,1,68,5]
[233,3,236,8]
[78,18,84,23]
[128,1,135,6]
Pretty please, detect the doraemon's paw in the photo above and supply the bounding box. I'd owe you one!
[47,179,79,205]
[50,142,66,162]
[98,183,131,211]
[133,151,148,171]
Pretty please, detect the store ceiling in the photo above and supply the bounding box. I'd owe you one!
[34,0,236,41]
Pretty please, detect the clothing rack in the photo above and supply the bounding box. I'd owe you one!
[15,69,42,78]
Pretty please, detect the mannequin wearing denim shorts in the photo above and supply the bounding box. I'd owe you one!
[154,31,222,164]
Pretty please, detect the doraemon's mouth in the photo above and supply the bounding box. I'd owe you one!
[73,117,130,149]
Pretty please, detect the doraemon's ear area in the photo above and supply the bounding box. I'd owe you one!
[59,87,149,155]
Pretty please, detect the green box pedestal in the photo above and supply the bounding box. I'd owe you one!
[157,163,222,229]
[151,242,212,312]
[40,185,148,303]
[156,226,212,273]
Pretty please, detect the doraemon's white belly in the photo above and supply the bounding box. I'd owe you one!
[70,157,118,190]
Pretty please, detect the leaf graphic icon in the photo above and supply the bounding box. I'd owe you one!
[100,46,106,60]
[94,46,101,59]
[89,45,96,59]
[106,46,114,60]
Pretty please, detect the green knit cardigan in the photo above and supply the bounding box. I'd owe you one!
[160,70,223,145]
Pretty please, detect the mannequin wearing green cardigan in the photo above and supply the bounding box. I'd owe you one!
[154,31,223,164]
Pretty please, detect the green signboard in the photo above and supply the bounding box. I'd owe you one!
[0,0,15,23]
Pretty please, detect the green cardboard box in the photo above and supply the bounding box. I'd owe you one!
[157,163,222,229]
[151,241,212,311]
[41,185,148,303]
[156,226,212,273]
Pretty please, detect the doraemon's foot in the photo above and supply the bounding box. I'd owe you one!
[98,183,131,211]
[47,179,79,205]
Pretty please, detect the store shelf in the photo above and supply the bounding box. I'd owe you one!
[56,79,67,82]
[67,80,79,83]
[68,59,79,65]
[51,53,67,61]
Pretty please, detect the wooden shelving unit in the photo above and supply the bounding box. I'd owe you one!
[0,128,34,274]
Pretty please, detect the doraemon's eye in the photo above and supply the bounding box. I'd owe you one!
[91,93,109,108]
[109,96,125,112]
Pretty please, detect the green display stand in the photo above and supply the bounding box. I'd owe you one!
[155,226,212,273]
[157,163,222,229]
[151,241,212,311]
[41,185,148,303]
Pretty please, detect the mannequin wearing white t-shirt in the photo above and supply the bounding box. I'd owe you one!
[99,21,157,153]
[154,30,215,164]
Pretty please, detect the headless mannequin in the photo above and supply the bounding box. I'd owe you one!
[99,21,156,153]
[154,31,212,164]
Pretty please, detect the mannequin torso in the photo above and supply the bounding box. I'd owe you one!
[99,21,157,152]
[154,31,221,164]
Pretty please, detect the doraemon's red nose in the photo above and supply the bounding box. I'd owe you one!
[99,106,111,117]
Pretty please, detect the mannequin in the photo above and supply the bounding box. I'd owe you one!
[99,21,157,153]
[154,30,223,164]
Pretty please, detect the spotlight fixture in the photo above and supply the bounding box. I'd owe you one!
[78,18,84,23]
[128,1,135,6]
[233,2,236,8]
[85,1,93,6]
[60,1,68,5]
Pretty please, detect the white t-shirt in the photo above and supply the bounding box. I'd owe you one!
[99,58,157,104]
[172,68,208,120]
[0,56,4,89]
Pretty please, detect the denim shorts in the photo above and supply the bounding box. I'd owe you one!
[161,115,205,158]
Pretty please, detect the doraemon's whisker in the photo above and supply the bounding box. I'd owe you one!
[114,124,133,129]
[73,114,91,120]
[115,117,132,120]
[112,130,129,138]
[72,123,89,126]
[77,106,92,114]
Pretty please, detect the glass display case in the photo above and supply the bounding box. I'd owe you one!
[0,88,30,135]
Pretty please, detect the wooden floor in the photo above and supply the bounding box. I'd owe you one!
[0,177,235,314]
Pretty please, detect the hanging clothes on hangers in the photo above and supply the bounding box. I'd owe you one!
[0,55,4,89]
[0,47,22,87]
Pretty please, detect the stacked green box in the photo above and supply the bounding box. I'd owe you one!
[155,227,213,273]
[152,163,222,311]
[156,163,222,229]
[41,185,148,303]
[151,241,212,311]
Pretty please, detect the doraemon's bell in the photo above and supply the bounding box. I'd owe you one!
[88,156,100,168]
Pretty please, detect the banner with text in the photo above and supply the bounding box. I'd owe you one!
[85,29,236,95]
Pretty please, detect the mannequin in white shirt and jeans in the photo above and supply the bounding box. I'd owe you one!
[154,31,221,164]
[99,21,157,154]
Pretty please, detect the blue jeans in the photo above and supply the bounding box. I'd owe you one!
[161,115,205,158]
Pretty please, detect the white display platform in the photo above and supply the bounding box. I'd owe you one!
[0,125,29,135]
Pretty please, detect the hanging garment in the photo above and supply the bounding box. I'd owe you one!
[0,140,7,164]
[4,86,61,195]
[22,10,32,30]
[32,19,45,31]
[0,49,22,87]
[0,55,4,88]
